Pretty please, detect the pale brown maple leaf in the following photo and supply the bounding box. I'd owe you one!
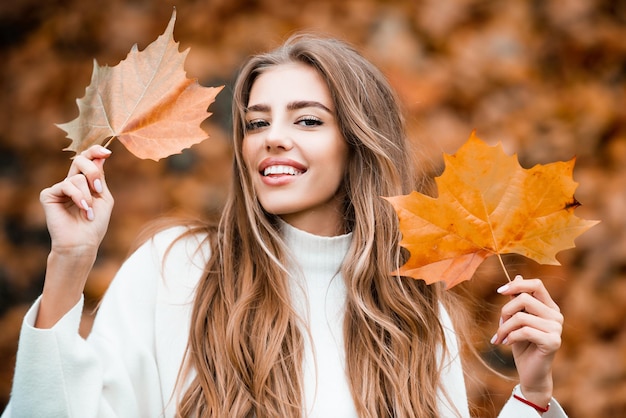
[57,9,223,161]
[384,131,600,289]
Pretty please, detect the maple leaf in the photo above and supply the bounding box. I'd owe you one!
[57,9,223,161]
[384,131,600,289]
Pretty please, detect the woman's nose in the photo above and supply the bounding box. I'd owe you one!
[264,122,293,151]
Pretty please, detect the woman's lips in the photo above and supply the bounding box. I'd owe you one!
[258,158,307,176]
[257,159,307,186]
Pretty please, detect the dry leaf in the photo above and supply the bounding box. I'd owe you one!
[57,9,223,161]
[384,131,600,289]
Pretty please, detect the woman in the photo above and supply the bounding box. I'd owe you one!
[3,35,566,417]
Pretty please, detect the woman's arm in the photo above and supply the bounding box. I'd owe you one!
[3,146,162,417]
[2,229,190,417]
[493,275,569,417]
[439,276,569,418]
[36,145,114,328]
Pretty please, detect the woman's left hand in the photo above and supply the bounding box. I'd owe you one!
[491,274,564,408]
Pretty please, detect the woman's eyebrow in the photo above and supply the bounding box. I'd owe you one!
[245,101,333,114]
[287,100,333,114]
[245,103,270,113]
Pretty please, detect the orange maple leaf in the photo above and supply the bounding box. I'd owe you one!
[384,131,600,289]
[57,9,223,161]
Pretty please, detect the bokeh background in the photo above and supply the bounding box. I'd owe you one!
[1,0,624,416]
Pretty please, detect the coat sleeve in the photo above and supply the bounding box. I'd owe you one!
[2,227,197,418]
[438,305,472,417]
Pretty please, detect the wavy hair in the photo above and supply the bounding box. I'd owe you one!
[176,34,457,417]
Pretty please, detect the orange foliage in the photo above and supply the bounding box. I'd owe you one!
[57,10,223,161]
[385,131,599,289]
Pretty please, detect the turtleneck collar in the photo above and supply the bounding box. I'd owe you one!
[280,220,353,278]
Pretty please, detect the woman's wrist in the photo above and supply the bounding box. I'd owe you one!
[45,250,96,291]
[35,250,96,328]
[515,384,552,414]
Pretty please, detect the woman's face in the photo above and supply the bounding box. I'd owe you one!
[242,62,349,236]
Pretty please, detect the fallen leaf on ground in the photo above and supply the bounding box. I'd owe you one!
[384,131,600,289]
[57,9,223,161]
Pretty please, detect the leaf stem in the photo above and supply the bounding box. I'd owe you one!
[496,252,512,282]
[103,137,115,149]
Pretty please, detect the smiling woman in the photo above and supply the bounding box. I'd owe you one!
[3,34,568,418]
[242,63,348,236]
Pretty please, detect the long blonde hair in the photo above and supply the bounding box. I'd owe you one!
[176,34,455,417]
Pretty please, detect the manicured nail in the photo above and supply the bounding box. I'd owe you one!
[502,337,509,345]
[490,334,498,344]
[100,147,112,154]
[514,274,523,280]
[81,199,90,211]
[94,179,103,193]
[497,284,510,294]
[86,207,95,221]
[499,317,504,326]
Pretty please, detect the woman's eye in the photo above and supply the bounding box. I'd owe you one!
[297,117,323,127]
[245,119,269,131]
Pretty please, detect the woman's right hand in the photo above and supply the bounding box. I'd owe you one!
[36,145,114,328]
[41,145,114,256]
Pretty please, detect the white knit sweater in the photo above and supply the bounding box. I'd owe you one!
[2,224,566,417]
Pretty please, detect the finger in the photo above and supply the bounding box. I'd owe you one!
[41,177,94,221]
[499,323,562,352]
[80,144,112,160]
[91,158,112,197]
[497,275,560,311]
[67,146,112,193]
[498,310,563,340]
[490,312,563,351]
[493,295,563,349]
[68,145,112,173]
[67,173,96,205]
[500,292,564,324]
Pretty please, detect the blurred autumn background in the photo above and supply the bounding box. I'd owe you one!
[0,0,624,416]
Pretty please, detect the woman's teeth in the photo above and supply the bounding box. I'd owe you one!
[263,165,303,176]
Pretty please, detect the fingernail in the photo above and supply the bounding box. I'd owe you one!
[81,199,89,211]
[502,337,509,345]
[86,207,95,221]
[94,179,103,193]
[100,147,112,154]
[514,274,523,280]
[497,284,510,294]
[490,334,498,344]
[499,317,504,326]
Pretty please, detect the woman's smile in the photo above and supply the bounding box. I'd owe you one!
[258,157,307,185]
